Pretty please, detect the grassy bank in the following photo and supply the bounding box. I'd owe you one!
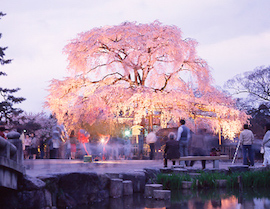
[157,169,270,190]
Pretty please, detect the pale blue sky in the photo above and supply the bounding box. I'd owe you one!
[1,0,270,113]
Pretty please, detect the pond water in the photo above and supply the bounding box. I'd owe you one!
[86,188,270,209]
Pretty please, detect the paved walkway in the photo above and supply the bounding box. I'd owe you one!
[23,159,264,177]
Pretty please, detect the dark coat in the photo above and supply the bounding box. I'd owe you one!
[164,140,180,159]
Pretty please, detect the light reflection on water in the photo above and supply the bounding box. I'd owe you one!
[85,188,270,209]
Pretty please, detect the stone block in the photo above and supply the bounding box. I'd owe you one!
[110,178,123,198]
[145,184,163,198]
[160,168,173,173]
[172,168,188,174]
[182,181,192,189]
[106,173,120,179]
[189,173,201,178]
[123,180,133,195]
[153,190,171,200]
[172,165,184,169]
[216,179,227,188]
[213,160,219,168]
[6,131,21,139]
[44,189,52,207]
[228,165,249,173]
[21,175,46,190]
[121,171,145,193]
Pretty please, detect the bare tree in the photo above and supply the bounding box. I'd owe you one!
[225,66,270,102]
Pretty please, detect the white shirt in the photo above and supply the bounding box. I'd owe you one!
[146,132,157,144]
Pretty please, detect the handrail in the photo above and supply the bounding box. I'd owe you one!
[0,136,17,160]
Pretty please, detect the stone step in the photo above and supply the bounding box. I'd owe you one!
[110,178,123,198]
[123,180,133,195]
[172,168,188,174]
[228,165,249,173]
[145,184,163,198]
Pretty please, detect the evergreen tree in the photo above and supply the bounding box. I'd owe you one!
[0,12,25,124]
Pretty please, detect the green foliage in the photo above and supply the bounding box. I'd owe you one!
[226,170,270,189]
[157,169,270,190]
[157,173,191,190]
[196,172,225,188]
[0,12,25,124]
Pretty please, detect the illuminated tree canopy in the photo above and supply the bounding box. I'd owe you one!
[46,21,248,139]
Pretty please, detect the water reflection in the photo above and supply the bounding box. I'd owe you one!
[85,188,270,209]
[171,188,270,209]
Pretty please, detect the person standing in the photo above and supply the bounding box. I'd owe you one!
[51,130,61,159]
[262,123,270,166]
[39,137,46,159]
[239,124,254,166]
[70,130,77,160]
[146,131,157,160]
[24,134,31,159]
[164,132,180,167]
[30,133,39,160]
[176,119,191,166]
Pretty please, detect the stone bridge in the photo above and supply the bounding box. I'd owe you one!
[0,131,25,190]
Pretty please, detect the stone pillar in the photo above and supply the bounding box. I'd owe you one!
[145,184,163,198]
[213,160,219,168]
[123,180,133,195]
[110,179,123,198]
[7,131,23,165]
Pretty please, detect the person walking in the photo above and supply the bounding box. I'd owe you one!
[176,119,191,166]
[164,132,180,167]
[239,124,254,166]
[189,129,207,169]
[262,123,270,166]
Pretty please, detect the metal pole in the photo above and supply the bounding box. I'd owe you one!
[232,140,241,164]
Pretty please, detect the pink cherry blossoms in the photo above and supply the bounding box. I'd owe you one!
[46,21,248,139]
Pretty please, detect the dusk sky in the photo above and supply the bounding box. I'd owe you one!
[1,0,270,113]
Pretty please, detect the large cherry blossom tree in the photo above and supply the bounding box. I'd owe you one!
[46,21,248,139]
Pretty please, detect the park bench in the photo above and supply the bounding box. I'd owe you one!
[170,155,230,169]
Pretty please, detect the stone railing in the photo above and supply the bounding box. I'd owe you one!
[0,135,18,161]
[6,131,24,165]
[0,131,25,190]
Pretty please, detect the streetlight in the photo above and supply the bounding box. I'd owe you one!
[124,130,131,137]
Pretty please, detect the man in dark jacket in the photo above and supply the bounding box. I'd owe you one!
[164,132,180,167]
